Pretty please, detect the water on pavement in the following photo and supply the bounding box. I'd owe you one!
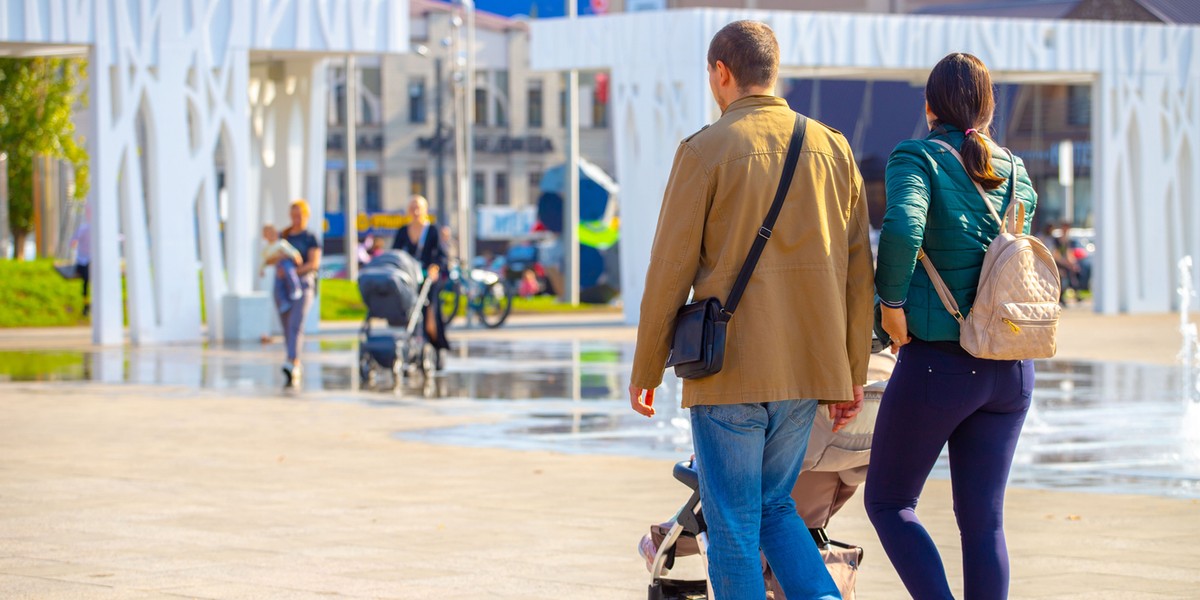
[1,338,1196,498]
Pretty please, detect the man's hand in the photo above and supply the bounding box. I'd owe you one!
[881,305,911,355]
[427,264,441,280]
[828,385,864,433]
[629,384,655,418]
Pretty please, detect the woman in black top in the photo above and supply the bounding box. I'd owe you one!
[393,195,450,351]
[268,199,322,386]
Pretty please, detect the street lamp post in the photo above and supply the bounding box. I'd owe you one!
[461,0,476,267]
[563,0,581,306]
[346,55,359,282]
[434,55,446,225]
[417,42,449,226]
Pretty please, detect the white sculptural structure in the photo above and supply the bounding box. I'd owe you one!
[532,10,1200,323]
[1,0,408,344]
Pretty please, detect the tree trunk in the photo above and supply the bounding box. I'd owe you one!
[11,229,27,260]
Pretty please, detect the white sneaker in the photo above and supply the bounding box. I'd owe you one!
[282,363,298,387]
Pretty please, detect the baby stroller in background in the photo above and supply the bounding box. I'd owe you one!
[356,250,441,388]
[640,353,895,600]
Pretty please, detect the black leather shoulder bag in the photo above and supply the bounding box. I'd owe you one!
[665,113,807,380]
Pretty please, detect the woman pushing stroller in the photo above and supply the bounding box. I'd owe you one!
[392,195,451,353]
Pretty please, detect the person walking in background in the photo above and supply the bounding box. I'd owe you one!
[1055,221,1081,304]
[628,20,874,600]
[393,195,450,353]
[69,219,91,316]
[869,53,1039,600]
[268,199,322,387]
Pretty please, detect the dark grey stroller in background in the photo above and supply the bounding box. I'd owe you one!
[356,250,440,388]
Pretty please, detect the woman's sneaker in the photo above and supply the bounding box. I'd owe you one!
[282,363,295,387]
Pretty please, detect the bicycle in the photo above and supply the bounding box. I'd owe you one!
[439,259,513,328]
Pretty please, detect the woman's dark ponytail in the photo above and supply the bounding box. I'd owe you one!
[926,53,1006,190]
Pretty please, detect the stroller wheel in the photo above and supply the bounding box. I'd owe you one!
[420,342,437,375]
[391,360,403,390]
[359,355,375,387]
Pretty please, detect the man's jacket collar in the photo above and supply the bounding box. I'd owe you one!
[722,95,788,116]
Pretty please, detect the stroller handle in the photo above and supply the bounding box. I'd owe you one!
[672,460,699,492]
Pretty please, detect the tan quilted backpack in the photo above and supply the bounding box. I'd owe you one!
[920,140,1061,360]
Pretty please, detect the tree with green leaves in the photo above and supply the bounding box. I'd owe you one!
[0,57,90,260]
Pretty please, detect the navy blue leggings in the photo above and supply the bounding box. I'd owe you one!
[865,339,1033,600]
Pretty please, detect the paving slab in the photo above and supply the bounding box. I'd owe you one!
[2,308,1200,597]
[1,377,1198,599]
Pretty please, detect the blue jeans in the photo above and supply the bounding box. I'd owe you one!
[272,258,303,313]
[691,399,841,600]
[275,273,314,363]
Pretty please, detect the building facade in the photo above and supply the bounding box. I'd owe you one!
[323,0,616,251]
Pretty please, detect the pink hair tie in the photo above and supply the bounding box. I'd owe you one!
[965,128,978,136]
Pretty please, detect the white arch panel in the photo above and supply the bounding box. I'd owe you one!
[532,9,1200,320]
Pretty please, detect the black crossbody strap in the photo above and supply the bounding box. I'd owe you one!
[722,113,807,316]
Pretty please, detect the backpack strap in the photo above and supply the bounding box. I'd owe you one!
[916,139,1021,324]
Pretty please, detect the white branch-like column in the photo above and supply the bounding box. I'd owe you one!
[3,0,408,344]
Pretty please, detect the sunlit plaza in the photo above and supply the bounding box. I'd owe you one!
[3,0,1200,598]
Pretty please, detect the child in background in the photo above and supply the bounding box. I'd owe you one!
[518,269,540,298]
[259,225,304,311]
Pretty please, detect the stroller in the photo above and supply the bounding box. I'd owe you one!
[640,354,895,600]
[356,250,441,388]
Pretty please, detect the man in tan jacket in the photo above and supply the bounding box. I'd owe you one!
[628,21,874,600]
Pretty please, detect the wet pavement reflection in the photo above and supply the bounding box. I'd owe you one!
[1,339,1197,498]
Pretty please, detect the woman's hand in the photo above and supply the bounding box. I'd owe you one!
[881,305,911,354]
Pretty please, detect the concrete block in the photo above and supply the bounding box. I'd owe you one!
[222,293,274,342]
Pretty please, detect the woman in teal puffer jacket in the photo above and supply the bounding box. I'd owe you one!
[865,53,1038,600]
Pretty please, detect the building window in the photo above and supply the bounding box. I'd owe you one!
[326,169,344,213]
[411,169,427,198]
[409,78,427,123]
[365,173,381,213]
[495,172,509,206]
[329,67,346,126]
[558,73,609,128]
[360,67,383,125]
[592,72,609,129]
[560,86,567,127]
[529,171,543,204]
[1067,85,1090,127]
[329,65,383,126]
[475,87,488,126]
[528,80,544,128]
[473,172,486,205]
[494,70,509,127]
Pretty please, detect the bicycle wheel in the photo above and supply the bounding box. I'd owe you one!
[439,282,462,325]
[477,280,513,328]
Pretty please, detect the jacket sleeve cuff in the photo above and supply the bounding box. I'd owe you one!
[879,297,906,308]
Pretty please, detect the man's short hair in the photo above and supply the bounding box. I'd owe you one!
[707,21,779,90]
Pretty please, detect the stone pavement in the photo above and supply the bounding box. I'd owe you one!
[1,307,1199,599]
